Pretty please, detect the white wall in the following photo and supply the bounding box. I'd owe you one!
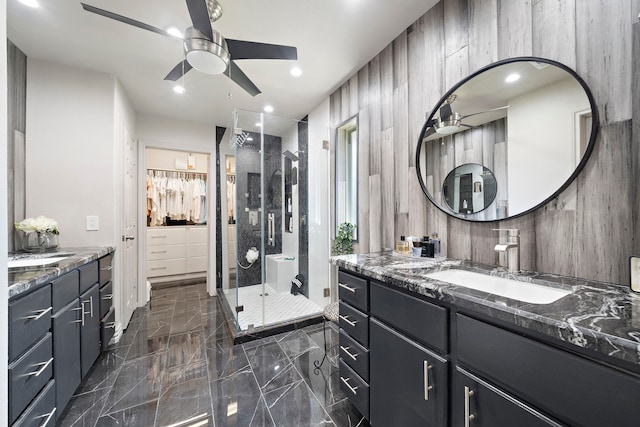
[26,58,117,247]
[308,98,331,307]
[1,0,10,420]
[508,77,589,214]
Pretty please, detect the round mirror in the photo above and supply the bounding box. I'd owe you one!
[416,57,598,221]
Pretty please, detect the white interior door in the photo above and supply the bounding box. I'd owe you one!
[121,126,137,327]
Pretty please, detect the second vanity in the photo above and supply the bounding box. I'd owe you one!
[332,252,640,427]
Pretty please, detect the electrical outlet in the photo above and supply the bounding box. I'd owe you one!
[631,256,640,293]
[323,288,330,298]
[86,215,99,231]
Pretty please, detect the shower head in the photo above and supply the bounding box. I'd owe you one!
[282,150,299,162]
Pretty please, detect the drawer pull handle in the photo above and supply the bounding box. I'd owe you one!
[464,386,475,427]
[340,345,359,361]
[151,251,167,254]
[23,357,53,377]
[105,322,116,329]
[102,294,114,300]
[36,407,56,427]
[424,361,433,400]
[340,376,359,395]
[151,267,167,270]
[23,306,52,321]
[338,282,357,293]
[100,266,113,271]
[339,314,357,327]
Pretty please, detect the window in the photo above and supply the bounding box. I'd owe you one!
[335,117,358,240]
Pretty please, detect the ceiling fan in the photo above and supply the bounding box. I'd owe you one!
[425,95,509,137]
[80,0,298,97]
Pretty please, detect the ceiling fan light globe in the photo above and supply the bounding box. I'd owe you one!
[184,36,229,75]
[435,124,460,135]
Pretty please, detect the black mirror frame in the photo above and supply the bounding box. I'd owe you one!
[415,56,599,222]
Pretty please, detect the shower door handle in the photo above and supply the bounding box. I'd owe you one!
[268,213,275,246]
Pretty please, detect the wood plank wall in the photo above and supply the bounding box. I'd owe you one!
[329,0,640,286]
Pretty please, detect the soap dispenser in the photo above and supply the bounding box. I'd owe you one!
[421,236,435,258]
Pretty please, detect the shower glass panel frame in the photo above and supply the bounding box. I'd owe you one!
[227,109,326,333]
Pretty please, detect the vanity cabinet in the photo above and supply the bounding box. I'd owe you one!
[80,283,101,378]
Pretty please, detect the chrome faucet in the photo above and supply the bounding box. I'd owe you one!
[494,229,520,273]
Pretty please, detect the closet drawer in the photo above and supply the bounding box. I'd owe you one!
[187,226,208,244]
[339,359,370,420]
[147,227,186,245]
[11,379,56,427]
[99,281,114,319]
[10,285,52,361]
[147,244,186,260]
[187,256,207,273]
[339,329,370,382]
[99,253,114,286]
[146,259,186,277]
[187,242,208,257]
[338,270,368,312]
[339,301,369,347]
[78,261,99,294]
[371,281,448,355]
[101,307,116,351]
[9,333,53,424]
[51,270,79,313]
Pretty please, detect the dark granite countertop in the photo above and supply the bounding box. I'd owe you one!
[8,247,115,299]
[331,251,640,369]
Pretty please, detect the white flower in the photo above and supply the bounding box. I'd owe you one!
[15,216,59,234]
[246,247,259,263]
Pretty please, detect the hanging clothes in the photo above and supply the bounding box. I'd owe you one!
[146,170,207,226]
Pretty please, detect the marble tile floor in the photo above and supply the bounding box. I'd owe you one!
[56,283,369,427]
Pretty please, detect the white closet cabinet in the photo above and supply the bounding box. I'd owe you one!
[146,226,208,278]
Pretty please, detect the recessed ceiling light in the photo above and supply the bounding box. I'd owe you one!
[264,105,274,113]
[173,85,185,94]
[255,122,262,127]
[290,67,302,77]
[247,137,254,141]
[505,73,521,83]
[19,0,39,7]
[166,27,183,39]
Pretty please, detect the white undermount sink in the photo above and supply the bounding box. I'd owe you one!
[8,257,69,269]
[425,269,572,304]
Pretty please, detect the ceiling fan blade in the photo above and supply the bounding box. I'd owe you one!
[461,105,510,120]
[186,0,214,41]
[225,61,261,97]
[164,60,194,81]
[81,3,168,36]
[459,123,480,129]
[439,103,452,120]
[226,39,298,60]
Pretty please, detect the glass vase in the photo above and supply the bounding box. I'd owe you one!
[22,231,59,252]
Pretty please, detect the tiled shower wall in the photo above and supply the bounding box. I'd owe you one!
[330,0,640,286]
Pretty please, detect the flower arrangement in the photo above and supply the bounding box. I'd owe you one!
[15,216,60,235]
[333,222,356,255]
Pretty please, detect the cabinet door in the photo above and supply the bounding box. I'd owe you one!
[80,283,101,378]
[369,318,448,427]
[52,299,81,413]
[452,368,561,427]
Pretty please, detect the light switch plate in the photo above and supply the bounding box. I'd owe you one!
[631,256,640,293]
[86,215,99,231]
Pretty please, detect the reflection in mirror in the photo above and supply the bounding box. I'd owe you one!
[416,57,598,221]
[443,164,497,215]
[335,117,358,240]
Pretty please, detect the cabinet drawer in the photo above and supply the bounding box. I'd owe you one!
[147,244,186,260]
[339,329,369,382]
[146,259,186,277]
[339,359,369,420]
[78,261,99,294]
[147,227,186,245]
[339,301,369,347]
[187,242,208,257]
[10,285,52,361]
[98,253,114,286]
[9,333,53,424]
[370,281,448,355]
[338,270,368,312]
[101,307,116,351]
[51,270,79,313]
[457,314,640,427]
[99,281,114,319]
[187,226,208,244]
[186,256,207,273]
[12,379,56,427]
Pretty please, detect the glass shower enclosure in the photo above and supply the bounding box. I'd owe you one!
[221,109,328,335]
